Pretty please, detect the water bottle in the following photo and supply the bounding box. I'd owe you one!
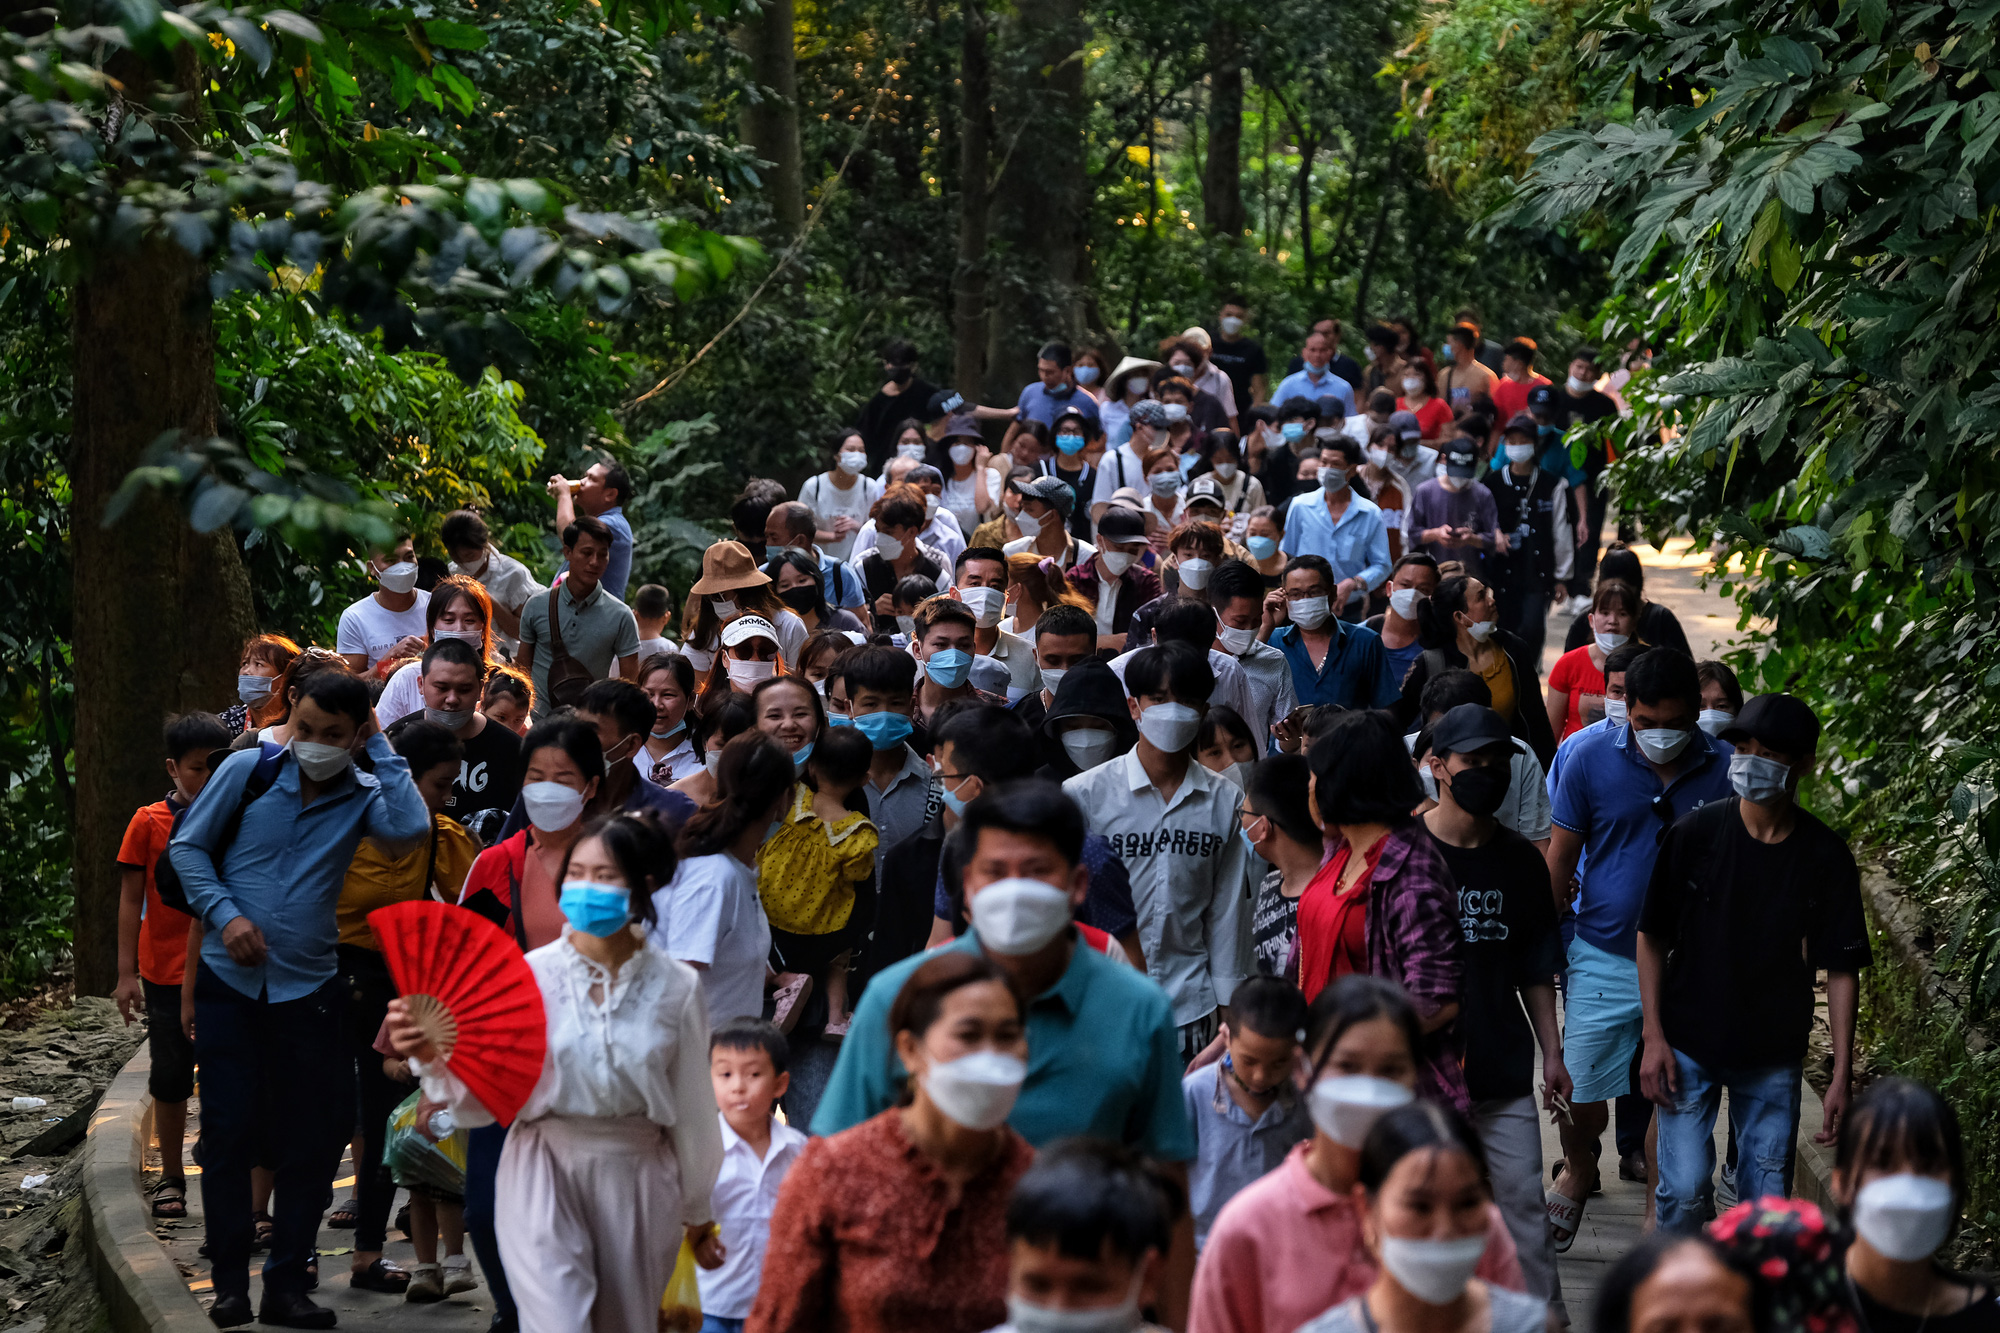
[11,1097,46,1110]
[427,1108,456,1139]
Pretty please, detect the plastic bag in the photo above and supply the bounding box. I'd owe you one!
[382,1091,469,1197]
[658,1233,702,1333]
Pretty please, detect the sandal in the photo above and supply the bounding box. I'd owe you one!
[325,1196,359,1229]
[252,1210,275,1252]
[351,1257,410,1293]
[1546,1163,1590,1254]
[822,1015,851,1041]
[771,973,813,1035]
[149,1179,188,1219]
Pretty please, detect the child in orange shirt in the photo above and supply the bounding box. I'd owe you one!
[114,711,231,1220]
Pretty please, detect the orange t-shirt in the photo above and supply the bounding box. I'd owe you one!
[117,800,194,986]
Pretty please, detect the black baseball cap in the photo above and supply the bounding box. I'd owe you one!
[1720,693,1820,757]
[1443,443,1479,476]
[1526,384,1558,411]
[1431,704,1513,758]
[1504,412,1539,438]
[925,389,966,422]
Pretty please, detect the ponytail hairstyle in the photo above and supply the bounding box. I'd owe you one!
[560,811,678,929]
[1005,552,1094,615]
[1414,574,1474,650]
[676,732,796,858]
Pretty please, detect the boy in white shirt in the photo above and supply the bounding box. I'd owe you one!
[701,1018,807,1333]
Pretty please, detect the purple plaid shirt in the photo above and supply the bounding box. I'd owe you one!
[1359,824,1468,1112]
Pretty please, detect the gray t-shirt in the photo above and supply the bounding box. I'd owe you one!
[1300,1289,1546,1333]
[517,581,641,717]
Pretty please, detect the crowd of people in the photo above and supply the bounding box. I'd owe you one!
[109,301,1992,1333]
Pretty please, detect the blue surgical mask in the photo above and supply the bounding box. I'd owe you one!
[792,741,815,770]
[650,718,686,741]
[942,782,971,818]
[765,544,789,564]
[828,712,852,728]
[1055,433,1086,455]
[1073,365,1100,385]
[852,710,914,751]
[238,674,274,705]
[558,882,632,938]
[1239,827,1257,857]
[924,648,973,690]
[1246,535,1279,560]
[1281,421,1305,442]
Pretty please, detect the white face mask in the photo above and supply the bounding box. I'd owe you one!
[521,780,586,833]
[1219,315,1245,336]
[1061,727,1118,771]
[1567,375,1592,394]
[291,739,354,782]
[1169,360,1195,376]
[433,627,484,648]
[711,597,738,619]
[898,442,927,462]
[1161,402,1190,424]
[1389,588,1423,620]
[1218,623,1257,655]
[1213,462,1239,481]
[896,614,917,638]
[877,534,906,561]
[425,705,475,732]
[961,585,1006,628]
[1853,1174,1955,1262]
[837,451,868,475]
[1635,727,1692,763]
[726,657,776,689]
[971,877,1073,955]
[376,561,419,595]
[1176,558,1214,590]
[1505,442,1537,464]
[1604,697,1628,726]
[1008,1271,1146,1333]
[1127,376,1150,398]
[919,1049,1026,1131]
[1307,1075,1413,1147]
[1014,508,1044,539]
[1401,376,1425,395]
[1380,1235,1489,1305]
[705,749,725,776]
[1697,708,1734,736]
[1462,618,1496,642]
[1149,472,1182,498]
[949,443,976,466]
[1101,550,1136,577]
[1040,666,1067,695]
[1595,631,1630,653]
[1137,702,1201,752]
[1366,446,1391,468]
[1290,595,1331,630]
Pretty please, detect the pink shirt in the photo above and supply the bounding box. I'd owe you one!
[1188,1143,1524,1333]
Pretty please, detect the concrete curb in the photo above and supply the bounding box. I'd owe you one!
[1793,1075,1837,1212]
[83,1044,213,1333]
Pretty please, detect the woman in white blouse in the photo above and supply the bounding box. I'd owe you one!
[386,811,724,1333]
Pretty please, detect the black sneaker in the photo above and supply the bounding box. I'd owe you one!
[257,1290,338,1328]
[209,1293,253,1328]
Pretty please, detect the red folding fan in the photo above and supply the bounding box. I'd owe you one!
[369,901,547,1127]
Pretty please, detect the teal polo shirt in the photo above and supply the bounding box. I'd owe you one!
[810,929,1197,1160]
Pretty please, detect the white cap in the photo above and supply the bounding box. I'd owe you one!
[719,614,780,649]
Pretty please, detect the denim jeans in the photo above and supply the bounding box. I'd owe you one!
[192,964,350,1299]
[701,1318,746,1333]
[1654,1049,1800,1233]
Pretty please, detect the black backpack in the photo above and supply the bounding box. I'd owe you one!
[153,742,287,917]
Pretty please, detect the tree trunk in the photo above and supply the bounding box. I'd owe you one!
[983,0,1088,400]
[1296,135,1317,297]
[954,0,991,394]
[737,0,805,235]
[70,238,257,994]
[1202,21,1245,240]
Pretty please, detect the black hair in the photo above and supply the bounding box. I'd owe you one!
[892,573,939,609]
[730,490,776,542]
[563,513,614,551]
[1836,1077,1967,1222]
[1322,436,1366,468]
[1569,345,1601,371]
[299,671,373,727]
[1038,341,1073,368]
[560,810,674,928]
[1604,642,1646,679]
[748,675,827,750]
[838,644,919,699]
[1419,667,1491,720]
[1204,428,1242,462]
[1308,711,1422,825]
[1006,1137,1180,1263]
[1206,560,1263,614]
[1391,552,1440,580]
[1357,1100,1490,1194]
[959,779,1085,868]
[1282,554,1335,596]
[1035,604,1098,644]
[165,711,231,762]
[1154,600,1221,651]
[1277,399,1320,423]
[770,550,832,622]
[1368,388,1399,415]
[637,651,698,698]
[1231,975,1309,1045]
[1245,754,1319,850]
[1305,974,1422,1078]
[420,635,482,677]
[1366,323,1400,349]
[1697,659,1744,711]
[483,666,533,713]
[390,717,465,781]
[597,459,631,505]
[1592,578,1641,618]
[1625,648,1700,711]
[880,339,919,366]
[1414,574,1477,649]
[710,1015,791,1075]
[1125,641,1214,704]
[1596,1234,1762,1333]
[809,725,874,788]
[693,695,757,754]
[440,509,490,552]
[956,546,1008,574]
[936,706,1039,785]
[914,596,977,642]
[1503,337,1538,366]
[578,678,656,741]
[677,733,795,858]
[520,716,607,786]
[1198,705,1255,759]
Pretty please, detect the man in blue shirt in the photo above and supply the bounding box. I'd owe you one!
[1542,648,1733,1245]
[1269,328,1357,417]
[1005,342,1102,454]
[170,671,429,1327]
[1260,555,1400,710]
[547,457,635,598]
[1278,438,1390,619]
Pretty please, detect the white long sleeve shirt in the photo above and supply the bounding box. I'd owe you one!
[414,933,723,1224]
[1063,751,1251,1027]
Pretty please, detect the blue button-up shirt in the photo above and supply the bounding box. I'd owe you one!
[1269,619,1401,710]
[1014,382,1102,430]
[1183,1061,1313,1247]
[812,928,1196,1160]
[170,735,430,1000]
[1549,723,1735,959]
[1279,490,1392,609]
[817,545,868,610]
[1270,367,1357,416]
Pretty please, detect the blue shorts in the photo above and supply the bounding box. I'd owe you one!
[1563,936,1642,1105]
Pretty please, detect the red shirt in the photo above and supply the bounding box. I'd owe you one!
[1396,396,1455,441]
[1296,842,1383,1001]
[117,800,193,986]
[1491,373,1551,426]
[1547,645,1607,739]
[458,830,567,951]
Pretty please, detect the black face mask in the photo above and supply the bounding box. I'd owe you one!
[887,365,913,385]
[779,585,820,614]
[1444,763,1511,818]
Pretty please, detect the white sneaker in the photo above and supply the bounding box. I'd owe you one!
[442,1255,479,1295]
